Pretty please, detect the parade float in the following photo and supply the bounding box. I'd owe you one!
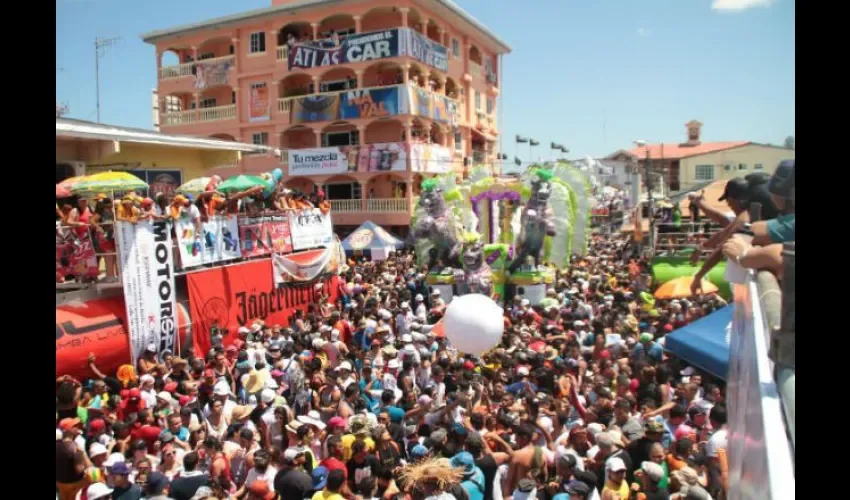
[413,162,594,304]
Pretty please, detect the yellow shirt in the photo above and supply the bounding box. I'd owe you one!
[312,491,344,500]
[340,434,375,461]
[602,480,630,500]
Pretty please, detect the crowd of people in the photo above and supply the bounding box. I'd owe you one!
[57,231,734,500]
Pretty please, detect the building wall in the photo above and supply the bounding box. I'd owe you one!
[679,144,795,191]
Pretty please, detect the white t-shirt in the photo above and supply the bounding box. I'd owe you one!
[705,428,728,458]
[187,204,201,223]
[261,408,284,449]
[244,465,278,490]
[722,212,749,284]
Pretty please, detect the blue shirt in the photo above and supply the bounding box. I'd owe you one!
[766,213,795,243]
[506,381,538,395]
[373,405,405,423]
[460,467,486,500]
[632,341,664,362]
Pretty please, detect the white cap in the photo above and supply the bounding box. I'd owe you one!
[401,301,410,309]
[431,289,441,296]
[606,457,627,472]
[379,309,392,320]
[283,448,300,462]
[146,343,157,353]
[387,359,400,369]
[415,294,424,301]
[89,442,108,458]
[238,326,250,335]
[517,366,530,376]
[157,391,173,403]
[86,483,114,500]
[573,320,585,327]
[338,361,353,372]
[140,374,155,385]
[521,299,530,307]
[213,381,231,396]
[261,389,276,404]
[103,452,125,468]
[401,334,413,343]
[297,410,326,430]
[312,338,327,349]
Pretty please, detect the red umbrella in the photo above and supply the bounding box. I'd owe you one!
[56,184,72,198]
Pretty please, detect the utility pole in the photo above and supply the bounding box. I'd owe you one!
[95,37,120,123]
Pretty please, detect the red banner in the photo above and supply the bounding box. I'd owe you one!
[56,297,190,381]
[56,230,99,281]
[238,216,293,258]
[186,260,340,355]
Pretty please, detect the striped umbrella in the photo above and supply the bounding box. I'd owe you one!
[217,175,267,193]
[177,177,212,196]
[70,171,148,195]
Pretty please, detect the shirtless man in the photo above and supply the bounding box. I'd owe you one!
[504,424,549,497]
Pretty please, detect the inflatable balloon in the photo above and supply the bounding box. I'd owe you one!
[271,168,283,184]
[443,294,504,356]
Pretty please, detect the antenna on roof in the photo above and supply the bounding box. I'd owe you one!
[95,36,121,123]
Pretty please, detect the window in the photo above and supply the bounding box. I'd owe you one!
[322,130,360,147]
[694,164,715,181]
[198,52,215,61]
[754,163,764,170]
[232,91,236,104]
[486,98,494,115]
[320,79,349,92]
[454,131,463,152]
[475,91,481,110]
[327,182,360,200]
[199,98,217,109]
[229,45,235,55]
[249,32,266,53]
[738,164,747,170]
[252,132,269,146]
[724,164,733,171]
[452,39,460,57]
[163,95,182,113]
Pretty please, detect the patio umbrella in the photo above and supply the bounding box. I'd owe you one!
[70,171,148,195]
[177,177,212,196]
[654,276,719,300]
[217,175,266,194]
[56,184,72,198]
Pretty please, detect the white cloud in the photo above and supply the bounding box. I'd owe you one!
[636,27,651,37]
[712,0,775,11]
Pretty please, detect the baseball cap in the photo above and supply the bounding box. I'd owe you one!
[108,462,131,475]
[261,389,276,404]
[88,442,108,459]
[641,461,664,482]
[146,471,170,495]
[768,159,795,198]
[312,466,329,490]
[86,483,114,500]
[328,416,346,429]
[59,418,81,432]
[410,444,429,459]
[606,457,627,472]
[337,361,353,372]
[718,177,749,202]
[103,453,125,468]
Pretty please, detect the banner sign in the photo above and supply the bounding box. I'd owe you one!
[291,86,407,124]
[128,170,183,198]
[194,60,232,89]
[358,142,408,172]
[410,143,454,173]
[272,246,341,287]
[288,208,334,250]
[115,220,177,366]
[249,82,270,122]
[399,28,449,72]
[238,215,293,258]
[408,87,458,125]
[56,229,99,281]
[288,147,351,176]
[186,260,341,354]
[175,215,241,268]
[289,29,401,70]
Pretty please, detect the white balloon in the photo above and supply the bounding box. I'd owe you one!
[443,294,504,356]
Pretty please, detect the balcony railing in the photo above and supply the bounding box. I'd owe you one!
[160,104,236,126]
[330,198,410,214]
[159,55,235,80]
[276,84,460,120]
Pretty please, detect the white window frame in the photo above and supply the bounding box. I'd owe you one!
[252,132,269,146]
[452,39,460,58]
[249,32,266,54]
[694,164,715,181]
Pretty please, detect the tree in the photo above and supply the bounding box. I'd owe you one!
[783,136,795,150]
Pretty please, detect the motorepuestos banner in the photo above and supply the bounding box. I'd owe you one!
[238,215,293,258]
[289,29,401,69]
[288,208,334,250]
[115,220,177,366]
[186,260,341,354]
[175,215,241,269]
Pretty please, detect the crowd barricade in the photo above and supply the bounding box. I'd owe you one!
[56,207,333,282]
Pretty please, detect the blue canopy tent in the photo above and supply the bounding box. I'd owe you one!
[664,306,732,380]
[341,221,403,260]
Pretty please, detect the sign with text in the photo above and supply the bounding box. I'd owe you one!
[410,143,454,173]
[115,220,177,366]
[291,86,407,124]
[358,142,408,172]
[288,208,334,250]
[175,215,241,269]
[400,28,449,72]
[237,215,293,258]
[288,147,351,176]
[186,260,341,355]
[408,87,458,126]
[288,29,401,70]
[249,82,270,122]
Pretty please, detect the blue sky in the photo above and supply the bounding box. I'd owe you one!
[56,0,794,158]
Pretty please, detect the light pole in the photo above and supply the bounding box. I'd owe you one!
[529,139,540,162]
[633,139,655,253]
[95,36,120,123]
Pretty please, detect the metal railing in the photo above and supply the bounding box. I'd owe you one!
[159,55,235,80]
[329,199,361,212]
[329,198,410,214]
[160,104,236,125]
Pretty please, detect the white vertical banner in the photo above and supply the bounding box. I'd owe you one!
[175,215,241,269]
[288,208,334,251]
[115,220,178,366]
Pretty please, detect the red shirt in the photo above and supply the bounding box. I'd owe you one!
[320,457,348,479]
[117,399,146,421]
[131,424,162,451]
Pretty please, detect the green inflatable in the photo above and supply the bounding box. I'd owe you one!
[651,255,732,299]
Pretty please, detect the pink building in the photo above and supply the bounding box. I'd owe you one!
[143,0,510,235]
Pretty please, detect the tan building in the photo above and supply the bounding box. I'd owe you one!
[626,120,795,193]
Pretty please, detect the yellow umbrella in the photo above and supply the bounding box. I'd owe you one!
[57,175,88,190]
[70,171,148,195]
[654,276,718,299]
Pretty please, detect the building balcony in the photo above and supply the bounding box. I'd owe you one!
[329,197,413,227]
[160,104,236,126]
[158,55,235,81]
